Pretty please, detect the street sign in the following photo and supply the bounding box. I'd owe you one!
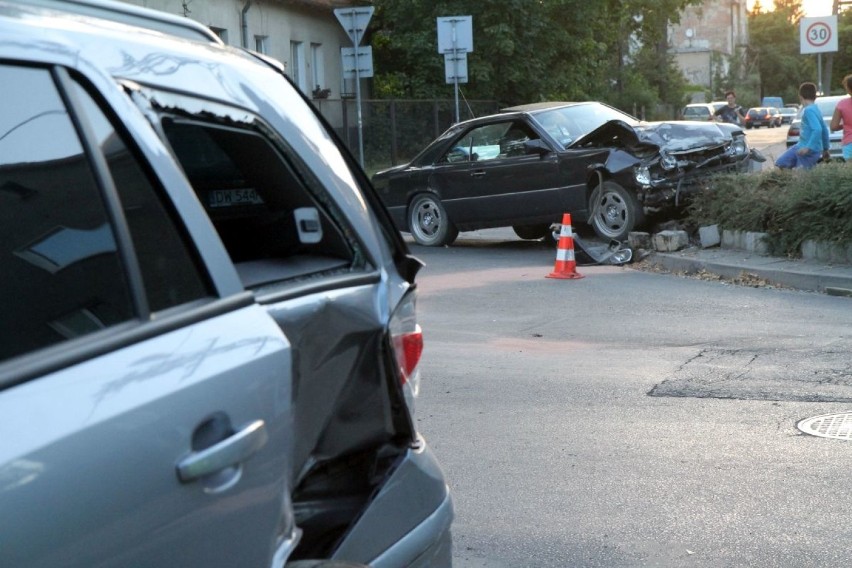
[341,46,374,79]
[800,16,838,54]
[444,52,468,84]
[437,16,473,53]
[334,7,374,46]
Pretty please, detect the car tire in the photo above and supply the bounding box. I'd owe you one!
[588,181,644,241]
[408,193,459,246]
[512,223,551,240]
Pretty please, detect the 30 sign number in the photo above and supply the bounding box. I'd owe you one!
[806,22,831,47]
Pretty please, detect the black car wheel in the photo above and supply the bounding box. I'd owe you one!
[588,181,644,241]
[512,223,551,240]
[408,193,459,246]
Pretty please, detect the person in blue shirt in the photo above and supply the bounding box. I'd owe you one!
[775,82,830,169]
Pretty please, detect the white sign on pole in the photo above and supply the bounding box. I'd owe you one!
[444,52,468,84]
[341,46,374,79]
[800,16,838,54]
[437,16,473,53]
[334,7,374,45]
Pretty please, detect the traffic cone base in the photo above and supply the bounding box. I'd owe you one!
[546,213,584,280]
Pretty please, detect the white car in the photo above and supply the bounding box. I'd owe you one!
[785,95,845,159]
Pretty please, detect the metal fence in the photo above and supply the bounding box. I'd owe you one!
[311,98,501,175]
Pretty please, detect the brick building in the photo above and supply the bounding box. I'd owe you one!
[669,0,750,96]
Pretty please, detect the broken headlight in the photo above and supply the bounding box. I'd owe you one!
[727,137,748,157]
[659,152,678,170]
[634,165,651,185]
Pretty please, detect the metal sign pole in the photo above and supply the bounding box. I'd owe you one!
[350,12,365,167]
[452,21,459,124]
[818,53,823,95]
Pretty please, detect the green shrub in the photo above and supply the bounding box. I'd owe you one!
[687,164,852,257]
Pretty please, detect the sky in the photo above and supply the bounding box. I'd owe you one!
[746,0,836,16]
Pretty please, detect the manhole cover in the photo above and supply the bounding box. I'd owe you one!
[797,413,852,440]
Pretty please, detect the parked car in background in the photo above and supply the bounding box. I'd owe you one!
[680,103,718,121]
[744,107,782,128]
[1,1,453,566]
[785,95,846,159]
[372,101,761,245]
[778,106,797,125]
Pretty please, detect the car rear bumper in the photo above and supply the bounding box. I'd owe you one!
[331,438,454,567]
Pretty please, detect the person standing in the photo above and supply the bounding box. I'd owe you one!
[714,90,746,125]
[775,82,830,169]
[830,74,852,162]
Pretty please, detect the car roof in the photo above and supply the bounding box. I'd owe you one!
[15,0,222,43]
[501,102,581,113]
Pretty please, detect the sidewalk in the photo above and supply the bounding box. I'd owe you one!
[642,246,852,296]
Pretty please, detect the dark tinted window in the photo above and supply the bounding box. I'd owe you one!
[69,82,211,311]
[0,65,133,361]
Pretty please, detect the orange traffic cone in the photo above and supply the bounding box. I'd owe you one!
[546,213,584,280]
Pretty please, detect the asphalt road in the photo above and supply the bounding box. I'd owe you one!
[410,229,852,567]
[743,121,788,166]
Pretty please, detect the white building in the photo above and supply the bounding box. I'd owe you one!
[123,0,359,98]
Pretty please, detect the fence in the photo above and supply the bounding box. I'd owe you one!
[311,98,501,175]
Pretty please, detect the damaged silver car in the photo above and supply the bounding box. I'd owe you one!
[0,1,451,567]
[373,101,762,245]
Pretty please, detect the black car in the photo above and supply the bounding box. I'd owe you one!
[372,102,759,245]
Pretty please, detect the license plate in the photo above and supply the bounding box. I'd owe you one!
[208,188,264,208]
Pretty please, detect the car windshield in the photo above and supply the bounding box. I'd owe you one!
[530,103,638,149]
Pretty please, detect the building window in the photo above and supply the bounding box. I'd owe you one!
[290,41,306,92]
[255,35,268,54]
[209,26,228,44]
[311,43,324,91]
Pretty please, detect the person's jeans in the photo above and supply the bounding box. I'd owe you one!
[775,145,821,169]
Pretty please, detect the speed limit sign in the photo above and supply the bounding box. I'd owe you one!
[801,16,838,54]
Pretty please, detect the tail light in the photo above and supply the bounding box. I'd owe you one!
[389,291,423,398]
[788,125,800,137]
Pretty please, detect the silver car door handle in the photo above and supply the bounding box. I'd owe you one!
[177,419,268,482]
[471,170,486,178]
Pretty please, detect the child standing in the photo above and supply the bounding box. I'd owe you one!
[830,74,852,162]
[775,82,830,169]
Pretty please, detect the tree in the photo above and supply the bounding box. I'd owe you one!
[369,0,701,114]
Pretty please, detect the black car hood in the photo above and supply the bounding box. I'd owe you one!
[573,119,734,154]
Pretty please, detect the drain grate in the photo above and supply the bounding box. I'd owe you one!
[797,413,852,440]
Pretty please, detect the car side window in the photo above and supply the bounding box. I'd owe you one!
[68,81,212,312]
[445,121,538,163]
[0,65,134,362]
[160,114,360,289]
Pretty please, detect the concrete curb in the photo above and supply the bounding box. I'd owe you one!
[644,248,852,294]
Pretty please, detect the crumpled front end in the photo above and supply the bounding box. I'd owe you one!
[630,122,754,212]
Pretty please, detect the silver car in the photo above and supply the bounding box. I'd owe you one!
[785,95,845,159]
[0,1,452,566]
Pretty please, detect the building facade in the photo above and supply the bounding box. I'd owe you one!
[123,0,358,98]
[669,0,749,94]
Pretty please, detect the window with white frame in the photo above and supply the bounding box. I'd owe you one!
[289,41,306,92]
[311,43,324,92]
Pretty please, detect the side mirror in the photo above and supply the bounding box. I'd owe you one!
[524,139,552,156]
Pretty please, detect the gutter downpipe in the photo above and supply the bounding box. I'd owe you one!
[241,1,252,48]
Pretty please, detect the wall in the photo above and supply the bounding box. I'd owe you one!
[669,0,750,88]
[122,0,355,98]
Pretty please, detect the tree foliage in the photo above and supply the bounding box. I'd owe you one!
[369,0,701,114]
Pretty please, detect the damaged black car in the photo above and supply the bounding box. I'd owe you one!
[372,101,763,246]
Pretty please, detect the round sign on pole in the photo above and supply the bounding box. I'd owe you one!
[800,16,838,54]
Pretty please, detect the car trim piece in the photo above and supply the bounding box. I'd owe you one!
[0,292,255,391]
[53,65,151,320]
[252,271,382,304]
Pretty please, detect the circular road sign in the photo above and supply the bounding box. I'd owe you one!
[806,21,832,48]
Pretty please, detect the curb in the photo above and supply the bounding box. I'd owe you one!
[644,249,852,294]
